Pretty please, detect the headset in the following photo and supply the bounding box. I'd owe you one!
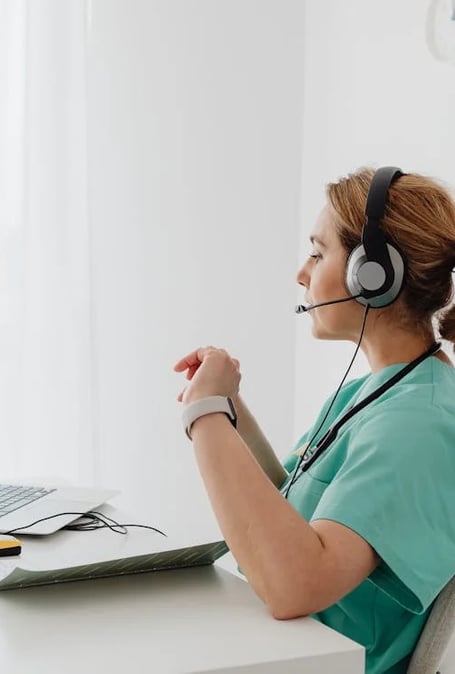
[345,166,407,308]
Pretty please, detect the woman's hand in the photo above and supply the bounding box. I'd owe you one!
[173,347,241,404]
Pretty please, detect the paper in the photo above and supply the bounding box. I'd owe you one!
[0,512,228,590]
[0,539,228,591]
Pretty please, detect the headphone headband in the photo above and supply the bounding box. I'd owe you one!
[362,167,404,288]
[365,167,404,223]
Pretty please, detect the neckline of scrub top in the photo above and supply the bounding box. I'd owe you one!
[353,354,452,403]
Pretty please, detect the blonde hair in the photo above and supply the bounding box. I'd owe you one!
[326,168,455,347]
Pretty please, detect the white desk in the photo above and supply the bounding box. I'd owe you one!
[0,510,364,674]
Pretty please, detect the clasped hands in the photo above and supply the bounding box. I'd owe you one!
[173,347,241,405]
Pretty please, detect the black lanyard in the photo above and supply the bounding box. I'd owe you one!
[299,342,441,473]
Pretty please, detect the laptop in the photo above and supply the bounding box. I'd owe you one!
[0,483,119,535]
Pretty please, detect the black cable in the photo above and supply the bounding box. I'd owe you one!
[65,510,167,537]
[284,303,371,498]
[4,511,167,537]
[297,339,441,474]
[63,511,129,534]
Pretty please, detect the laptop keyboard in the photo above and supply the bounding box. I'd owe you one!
[0,484,56,517]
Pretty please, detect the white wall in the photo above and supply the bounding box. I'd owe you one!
[86,0,306,544]
[295,0,455,438]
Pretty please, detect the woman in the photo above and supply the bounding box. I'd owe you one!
[174,166,455,674]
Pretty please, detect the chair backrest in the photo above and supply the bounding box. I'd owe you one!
[407,575,455,674]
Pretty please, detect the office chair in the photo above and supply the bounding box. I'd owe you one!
[407,575,455,674]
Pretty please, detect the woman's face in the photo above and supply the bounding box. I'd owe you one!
[296,204,363,341]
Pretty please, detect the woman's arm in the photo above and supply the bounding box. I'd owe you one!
[191,413,379,619]
[231,394,287,488]
[175,347,379,619]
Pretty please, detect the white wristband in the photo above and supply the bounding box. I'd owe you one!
[182,396,237,440]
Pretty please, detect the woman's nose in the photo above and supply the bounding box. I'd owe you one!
[296,260,310,287]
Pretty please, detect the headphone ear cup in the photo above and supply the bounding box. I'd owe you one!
[346,244,367,298]
[346,243,406,308]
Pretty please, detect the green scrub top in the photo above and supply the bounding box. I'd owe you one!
[282,356,455,674]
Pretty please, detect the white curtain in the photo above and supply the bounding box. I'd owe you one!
[0,0,96,485]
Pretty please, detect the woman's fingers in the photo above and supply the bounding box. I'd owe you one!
[186,363,200,380]
[174,345,222,372]
[173,351,200,372]
[174,346,216,372]
[175,347,241,399]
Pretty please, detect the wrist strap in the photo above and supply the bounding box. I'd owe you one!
[182,396,237,440]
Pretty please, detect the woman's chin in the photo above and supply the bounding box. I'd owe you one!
[312,328,328,340]
[311,323,341,341]
[311,323,326,339]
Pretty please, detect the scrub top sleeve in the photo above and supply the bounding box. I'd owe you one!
[310,407,455,614]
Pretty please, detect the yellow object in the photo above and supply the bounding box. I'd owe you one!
[0,535,21,556]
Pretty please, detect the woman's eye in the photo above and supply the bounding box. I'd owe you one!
[309,252,322,261]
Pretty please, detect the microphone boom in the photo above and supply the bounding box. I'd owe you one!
[295,295,361,313]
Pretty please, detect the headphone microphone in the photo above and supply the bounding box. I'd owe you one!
[295,295,361,313]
